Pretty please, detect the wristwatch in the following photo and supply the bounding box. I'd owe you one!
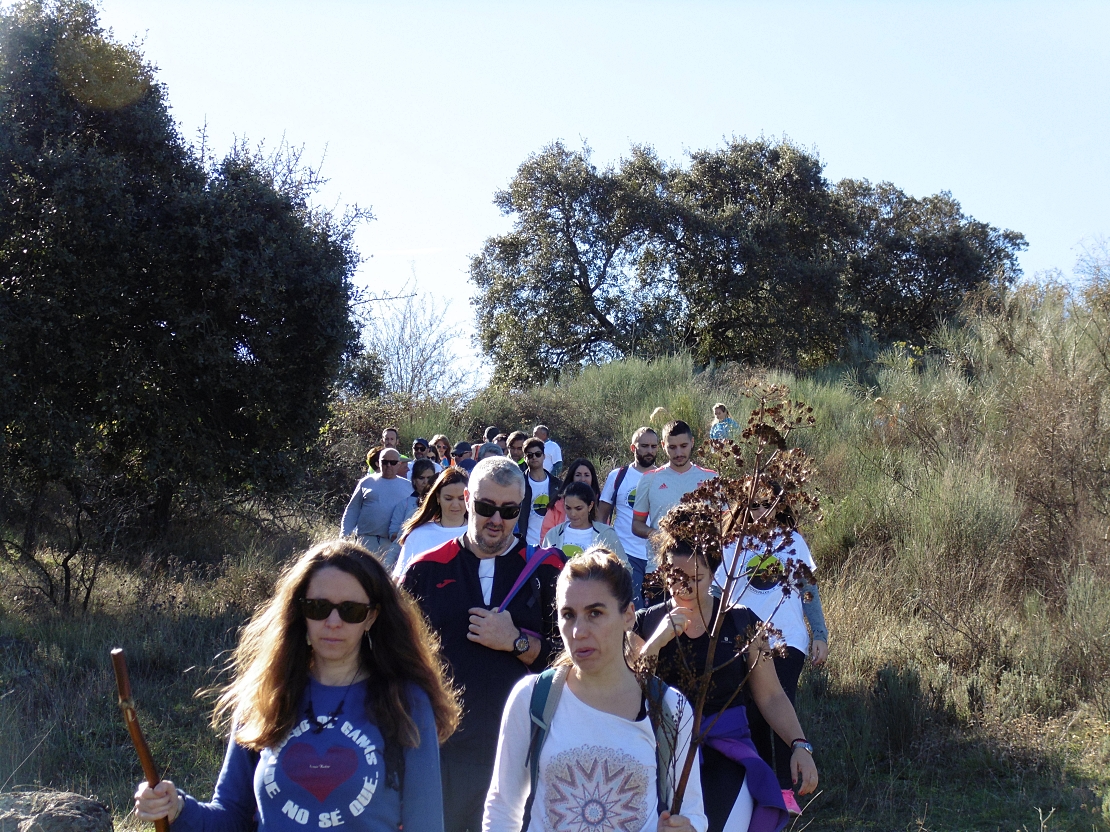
[509,630,530,657]
[791,739,814,755]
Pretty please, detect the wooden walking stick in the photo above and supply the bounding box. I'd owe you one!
[111,648,170,832]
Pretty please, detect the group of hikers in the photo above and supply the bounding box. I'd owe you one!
[134,407,829,832]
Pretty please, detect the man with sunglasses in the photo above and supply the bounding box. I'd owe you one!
[401,456,564,832]
[339,447,414,566]
[517,436,561,547]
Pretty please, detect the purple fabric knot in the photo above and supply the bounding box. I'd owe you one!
[702,706,789,832]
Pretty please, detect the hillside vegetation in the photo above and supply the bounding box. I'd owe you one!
[2,281,1110,830]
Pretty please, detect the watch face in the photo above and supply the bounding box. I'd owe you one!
[514,635,530,654]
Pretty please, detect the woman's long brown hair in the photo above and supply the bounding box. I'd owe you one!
[398,466,469,545]
[215,540,460,786]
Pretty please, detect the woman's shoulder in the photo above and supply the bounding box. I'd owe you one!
[634,600,670,633]
[725,603,762,631]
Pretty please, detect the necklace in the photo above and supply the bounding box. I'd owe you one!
[305,667,361,733]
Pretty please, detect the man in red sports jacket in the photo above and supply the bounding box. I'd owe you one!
[401,456,564,832]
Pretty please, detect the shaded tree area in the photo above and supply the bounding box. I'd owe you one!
[0,1,364,607]
[470,143,681,387]
[471,138,1026,385]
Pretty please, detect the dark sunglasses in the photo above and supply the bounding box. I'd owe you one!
[299,598,373,623]
[525,450,544,459]
[381,459,400,467]
[472,498,521,520]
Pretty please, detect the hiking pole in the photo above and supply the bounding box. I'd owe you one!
[111,648,170,832]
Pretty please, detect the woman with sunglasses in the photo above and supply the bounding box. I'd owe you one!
[134,540,461,832]
[633,513,817,831]
[716,487,827,816]
[392,467,470,580]
[430,434,452,465]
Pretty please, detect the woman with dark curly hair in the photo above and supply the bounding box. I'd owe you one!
[134,540,461,832]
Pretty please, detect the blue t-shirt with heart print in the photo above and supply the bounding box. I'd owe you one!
[176,679,442,832]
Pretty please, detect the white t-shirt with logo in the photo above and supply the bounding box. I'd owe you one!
[526,476,550,547]
[600,466,646,561]
[558,526,596,558]
[716,532,817,652]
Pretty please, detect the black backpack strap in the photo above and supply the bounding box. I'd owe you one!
[522,666,567,831]
[643,675,678,813]
[607,465,629,526]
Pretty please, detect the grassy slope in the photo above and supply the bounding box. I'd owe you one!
[3,286,1110,831]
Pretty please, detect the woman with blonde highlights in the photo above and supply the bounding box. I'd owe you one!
[134,540,460,832]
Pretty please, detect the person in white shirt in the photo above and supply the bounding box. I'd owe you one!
[392,467,470,580]
[533,424,562,477]
[542,482,626,562]
[483,548,707,832]
[598,426,659,608]
[518,437,560,547]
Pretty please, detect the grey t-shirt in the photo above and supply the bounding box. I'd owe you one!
[340,474,415,539]
[632,463,718,568]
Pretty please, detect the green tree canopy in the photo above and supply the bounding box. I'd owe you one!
[0,0,364,558]
[835,178,1027,343]
[469,142,679,386]
[470,137,1026,383]
[664,138,848,366]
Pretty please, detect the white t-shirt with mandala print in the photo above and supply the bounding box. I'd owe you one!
[483,675,707,832]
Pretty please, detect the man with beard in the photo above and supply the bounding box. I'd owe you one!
[401,457,564,832]
[632,420,718,601]
[597,426,660,609]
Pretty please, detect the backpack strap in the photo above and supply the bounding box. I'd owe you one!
[522,666,568,830]
[607,465,630,526]
[644,675,677,811]
[522,669,676,826]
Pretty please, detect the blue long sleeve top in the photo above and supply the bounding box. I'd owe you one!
[174,680,443,832]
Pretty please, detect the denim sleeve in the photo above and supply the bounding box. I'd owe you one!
[801,579,828,644]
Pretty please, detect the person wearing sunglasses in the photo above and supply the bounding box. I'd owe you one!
[517,437,562,548]
[401,457,565,832]
[341,447,416,567]
[134,540,461,832]
[450,441,477,473]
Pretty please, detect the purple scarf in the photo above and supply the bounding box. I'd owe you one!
[702,706,789,832]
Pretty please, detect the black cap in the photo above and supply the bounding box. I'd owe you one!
[452,441,472,455]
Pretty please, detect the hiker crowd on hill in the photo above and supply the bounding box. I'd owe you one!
[135,407,828,832]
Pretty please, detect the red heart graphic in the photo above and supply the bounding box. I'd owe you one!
[283,742,360,802]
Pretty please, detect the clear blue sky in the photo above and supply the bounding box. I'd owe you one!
[97,0,1110,367]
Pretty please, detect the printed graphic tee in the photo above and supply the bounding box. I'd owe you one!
[600,466,646,561]
[175,679,443,832]
[557,526,595,558]
[484,676,708,832]
[525,476,550,547]
[717,532,817,652]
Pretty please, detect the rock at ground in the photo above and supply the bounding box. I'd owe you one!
[0,791,112,832]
